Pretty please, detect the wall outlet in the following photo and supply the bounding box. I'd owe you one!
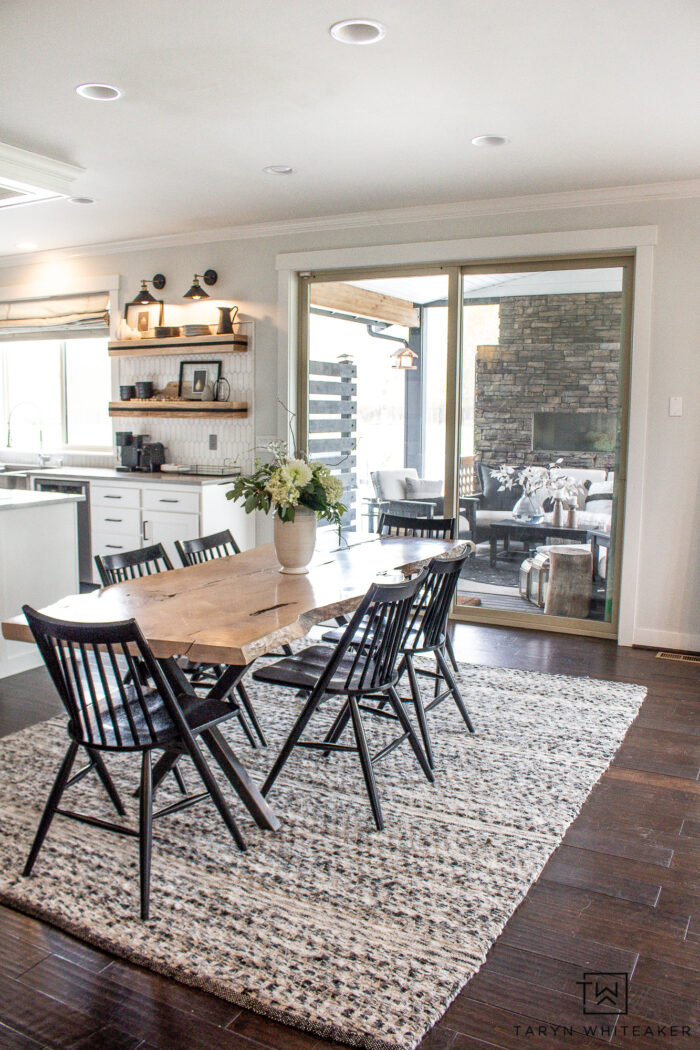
[208,433,218,450]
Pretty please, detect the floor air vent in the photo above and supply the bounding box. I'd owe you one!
[656,651,700,664]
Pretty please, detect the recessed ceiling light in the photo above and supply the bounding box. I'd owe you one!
[330,19,386,44]
[263,165,295,175]
[67,196,95,204]
[471,135,509,147]
[75,83,122,102]
[16,242,38,251]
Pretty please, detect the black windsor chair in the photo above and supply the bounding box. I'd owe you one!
[22,605,247,919]
[174,529,294,746]
[253,571,433,831]
[95,541,263,751]
[323,544,475,769]
[376,511,462,672]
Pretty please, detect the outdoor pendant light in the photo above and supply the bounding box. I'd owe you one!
[183,270,218,300]
[133,274,166,305]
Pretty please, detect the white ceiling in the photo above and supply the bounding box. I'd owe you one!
[1,0,699,257]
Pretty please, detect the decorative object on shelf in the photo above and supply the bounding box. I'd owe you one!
[135,380,154,399]
[226,441,347,574]
[216,305,239,334]
[124,297,164,336]
[183,270,218,300]
[214,376,231,402]
[183,324,213,337]
[132,274,166,306]
[178,359,222,400]
[154,326,182,338]
[491,460,580,524]
[119,384,136,401]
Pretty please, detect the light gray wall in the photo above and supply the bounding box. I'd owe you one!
[1,193,698,649]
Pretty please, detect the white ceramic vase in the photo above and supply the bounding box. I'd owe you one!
[273,506,317,574]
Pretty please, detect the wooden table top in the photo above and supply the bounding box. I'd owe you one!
[2,536,455,666]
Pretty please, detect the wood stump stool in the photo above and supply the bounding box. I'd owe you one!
[543,544,592,619]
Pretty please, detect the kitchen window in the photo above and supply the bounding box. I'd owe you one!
[1,337,112,450]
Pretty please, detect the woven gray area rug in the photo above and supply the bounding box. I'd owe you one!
[0,663,646,1050]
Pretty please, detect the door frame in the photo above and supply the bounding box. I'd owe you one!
[277,225,656,645]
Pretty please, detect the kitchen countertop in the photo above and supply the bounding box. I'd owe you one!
[0,466,239,486]
[0,491,84,512]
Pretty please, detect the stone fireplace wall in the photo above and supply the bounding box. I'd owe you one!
[473,292,622,470]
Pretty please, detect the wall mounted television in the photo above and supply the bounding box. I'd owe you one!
[532,412,616,453]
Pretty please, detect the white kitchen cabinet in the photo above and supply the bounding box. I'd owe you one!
[142,509,200,563]
[90,477,254,583]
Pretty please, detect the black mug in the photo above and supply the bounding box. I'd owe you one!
[120,385,136,401]
[135,381,154,399]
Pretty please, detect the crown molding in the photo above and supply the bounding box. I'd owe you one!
[0,142,84,196]
[0,177,698,267]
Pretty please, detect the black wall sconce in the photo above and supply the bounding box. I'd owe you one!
[183,269,218,300]
[133,273,166,305]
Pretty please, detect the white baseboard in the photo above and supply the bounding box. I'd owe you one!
[632,627,700,654]
[0,647,42,679]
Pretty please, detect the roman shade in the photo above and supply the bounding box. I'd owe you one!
[0,292,110,340]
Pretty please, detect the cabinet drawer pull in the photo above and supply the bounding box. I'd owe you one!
[104,517,122,523]
[159,498,179,503]
[105,544,123,550]
[104,494,123,500]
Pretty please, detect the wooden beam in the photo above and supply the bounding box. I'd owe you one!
[310,283,420,328]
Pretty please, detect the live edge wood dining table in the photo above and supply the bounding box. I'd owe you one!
[1,534,455,832]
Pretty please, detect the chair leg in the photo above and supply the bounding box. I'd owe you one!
[348,695,384,831]
[236,681,267,747]
[171,761,187,795]
[262,690,324,797]
[139,751,153,921]
[184,733,247,852]
[444,633,459,673]
[435,649,475,733]
[403,657,435,770]
[23,741,79,877]
[321,700,352,756]
[237,708,258,748]
[387,687,434,783]
[87,748,126,816]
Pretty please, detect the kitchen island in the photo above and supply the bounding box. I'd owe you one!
[0,491,81,678]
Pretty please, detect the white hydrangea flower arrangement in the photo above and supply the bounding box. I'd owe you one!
[226,441,347,531]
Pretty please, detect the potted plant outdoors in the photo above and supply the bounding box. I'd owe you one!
[491,460,580,525]
[226,442,347,574]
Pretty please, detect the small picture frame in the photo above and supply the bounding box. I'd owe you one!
[124,299,164,336]
[178,359,222,400]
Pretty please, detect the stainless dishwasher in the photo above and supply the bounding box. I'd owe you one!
[32,478,92,586]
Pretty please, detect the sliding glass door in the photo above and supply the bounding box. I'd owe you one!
[297,254,633,638]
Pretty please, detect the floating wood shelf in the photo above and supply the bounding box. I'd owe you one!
[109,400,248,419]
[108,333,248,358]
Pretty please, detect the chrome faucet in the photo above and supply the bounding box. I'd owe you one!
[6,401,43,450]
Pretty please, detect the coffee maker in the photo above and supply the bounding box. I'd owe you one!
[140,443,165,472]
[115,431,136,471]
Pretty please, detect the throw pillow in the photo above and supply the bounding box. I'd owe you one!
[478,462,523,511]
[405,477,443,499]
[585,480,614,516]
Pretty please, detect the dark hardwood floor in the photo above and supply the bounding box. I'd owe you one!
[0,624,698,1050]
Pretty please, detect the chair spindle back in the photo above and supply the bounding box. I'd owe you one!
[404,547,471,652]
[317,571,427,695]
[378,513,457,540]
[175,530,240,567]
[95,543,174,586]
[23,606,175,751]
